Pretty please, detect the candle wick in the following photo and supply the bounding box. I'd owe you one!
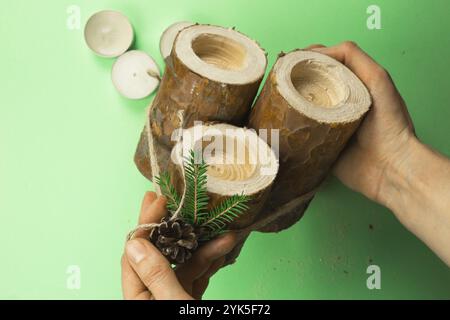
[147,69,161,81]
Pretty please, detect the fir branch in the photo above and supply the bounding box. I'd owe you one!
[155,171,180,214]
[200,194,250,233]
[182,150,209,224]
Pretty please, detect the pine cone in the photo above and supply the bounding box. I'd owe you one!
[149,217,198,264]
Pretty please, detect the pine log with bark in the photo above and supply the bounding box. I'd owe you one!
[249,50,371,232]
[147,24,267,147]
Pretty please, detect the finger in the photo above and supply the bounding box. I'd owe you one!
[175,232,239,289]
[121,254,152,300]
[122,193,167,299]
[139,194,166,224]
[139,192,157,221]
[310,41,385,86]
[135,195,167,238]
[304,44,326,50]
[125,238,192,300]
[191,257,225,300]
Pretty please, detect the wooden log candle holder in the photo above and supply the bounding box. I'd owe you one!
[133,25,371,263]
[249,50,371,232]
[169,123,278,229]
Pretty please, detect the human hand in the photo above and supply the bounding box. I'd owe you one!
[307,42,416,203]
[121,191,246,300]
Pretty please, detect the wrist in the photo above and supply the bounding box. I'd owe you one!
[376,135,422,214]
[376,134,446,231]
[376,135,450,266]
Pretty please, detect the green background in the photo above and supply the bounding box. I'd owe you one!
[1,0,449,299]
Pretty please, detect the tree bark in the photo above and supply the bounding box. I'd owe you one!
[249,50,371,232]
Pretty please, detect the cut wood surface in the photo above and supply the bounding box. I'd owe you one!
[149,24,267,147]
[159,21,195,60]
[169,123,278,229]
[249,50,371,232]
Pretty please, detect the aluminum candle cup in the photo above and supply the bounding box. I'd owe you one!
[84,10,134,58]
[111,50,160,99]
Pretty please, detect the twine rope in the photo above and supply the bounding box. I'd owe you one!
[127,105,187,241]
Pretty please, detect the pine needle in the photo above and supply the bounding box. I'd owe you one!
[182,150,209,224]
[200,194,250,233]
[155,171,180,214]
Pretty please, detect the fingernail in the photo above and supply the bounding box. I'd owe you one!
[126,240,147,264]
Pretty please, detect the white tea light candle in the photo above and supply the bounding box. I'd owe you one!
[112,50,160,99]
[84,10,134,58]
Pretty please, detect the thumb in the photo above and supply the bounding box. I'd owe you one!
[125,238,192,300]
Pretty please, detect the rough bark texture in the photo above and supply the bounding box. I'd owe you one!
[224,234,249,266]
[248,68,367,232]
[148,50,264,148]
[134,126,172,181]
[256,197,312,233]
